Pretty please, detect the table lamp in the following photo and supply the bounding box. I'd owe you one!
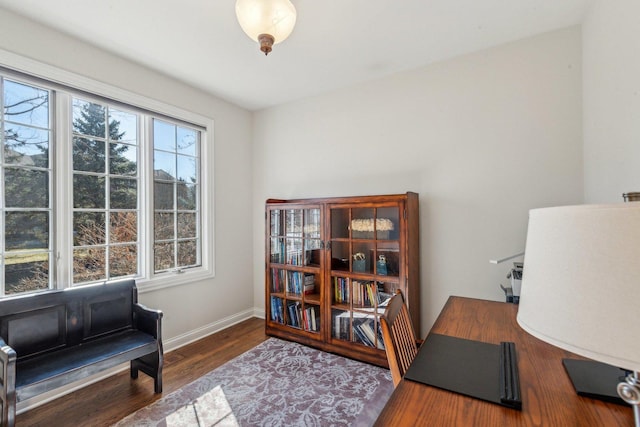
[517,203,640,426]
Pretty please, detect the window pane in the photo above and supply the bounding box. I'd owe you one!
[177,240,197,267]
[71,98,140,284]
[73,247,106,283]
[70,98,141,284]
[177,183,197,210]
[153,120,175,151]
[4,124,49,167]
[110,143,137,176]
[109,245,137,277]
[5,168,49,208]
[5,253,49,295]
[73,174,105,208]
[5,212,49,250]
[154,242,174,271]
[177,213,196,238]
[73,99,106,138]
[177,154,196,183]
[73,212,106,246]
[73,137,105,172]
[153,120,201,274]
[154,212,174,240]
[154,150,175,179]
[110,178,137,209]
[177,128,196,156]
[154,181,174,210]
[2,78,52,296]
[3,80,49,128]
[108,109,137,144]
[110,212,137,243]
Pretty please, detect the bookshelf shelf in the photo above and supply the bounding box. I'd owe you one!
[265,193,420,367]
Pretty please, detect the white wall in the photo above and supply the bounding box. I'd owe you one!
[253,27,583,334]
[0,11,255,343]
[583,0,640,202]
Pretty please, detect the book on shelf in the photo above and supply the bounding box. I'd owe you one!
[333,311,351,340]
[334,277,350,304]
[376,322,386,350]
[302,305,320,332]
[288,250,303,266]
[352,281,378,307]
[287,301,303,328]
[271,269,286,293]
[270,297,284,323]
[352,317,378,348]
[303,274,316,295]
[287,271,302,295]
[353,325,373,347]
[310,306,317,331]
[302,307,308,330]
[334,311,383,345]
[352,318,386,350]
[360,320,377,346]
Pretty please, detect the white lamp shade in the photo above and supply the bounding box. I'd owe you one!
[235,0,297,44]
[517,204,640,372]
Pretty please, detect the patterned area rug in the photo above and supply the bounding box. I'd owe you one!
[114,338,393,426]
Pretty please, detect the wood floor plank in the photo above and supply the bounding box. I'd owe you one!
[16,317,267,427]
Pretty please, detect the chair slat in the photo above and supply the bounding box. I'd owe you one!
[380,290,419,387]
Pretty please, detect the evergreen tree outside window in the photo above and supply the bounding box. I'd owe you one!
[72,98,139,284]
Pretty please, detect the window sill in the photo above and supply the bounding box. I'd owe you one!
[135,269,215,294]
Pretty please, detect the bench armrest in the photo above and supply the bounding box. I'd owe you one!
[133,303,163,340]
[0,337,17,426]
[0,337,17,381]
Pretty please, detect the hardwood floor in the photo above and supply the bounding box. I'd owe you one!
[17,317,268,426]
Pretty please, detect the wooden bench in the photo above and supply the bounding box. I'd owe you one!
[0,279,163,427]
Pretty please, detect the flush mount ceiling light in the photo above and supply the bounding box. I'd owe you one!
[235,0,297,55]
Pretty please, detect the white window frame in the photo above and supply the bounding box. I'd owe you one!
[0,49,215,294]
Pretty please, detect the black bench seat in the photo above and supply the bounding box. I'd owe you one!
[0,279,163,427]
[16,330,157,401]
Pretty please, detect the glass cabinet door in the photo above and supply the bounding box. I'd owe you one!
[269,208,321,267]
[267,207,321,335]
[329,206,400,276]
[328,204,402,349]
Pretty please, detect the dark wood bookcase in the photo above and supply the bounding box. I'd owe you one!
[265,192,420,367]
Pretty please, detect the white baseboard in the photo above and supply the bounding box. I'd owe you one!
[253,306,265,319]
[17,309,261,415]
[163,308,257,352]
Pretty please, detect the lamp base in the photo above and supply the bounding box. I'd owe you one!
[562,359,628,405]
[617,371,640,427]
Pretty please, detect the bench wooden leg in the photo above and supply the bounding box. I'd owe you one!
[130,351,163,394]
[130,363,139,380]
[154,375,162,394]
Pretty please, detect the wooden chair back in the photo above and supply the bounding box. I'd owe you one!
[380,289,419,387]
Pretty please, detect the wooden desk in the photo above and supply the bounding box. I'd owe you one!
[374,296,633,426]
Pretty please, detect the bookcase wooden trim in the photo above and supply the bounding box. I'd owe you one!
[265,192,420,367]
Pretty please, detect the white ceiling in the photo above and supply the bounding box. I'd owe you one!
[0,0,589,111]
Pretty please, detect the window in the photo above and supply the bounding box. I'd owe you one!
[1,78,52,295]
[72,98,140,283]
[153,119,200,272]
[0,66,210,297]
